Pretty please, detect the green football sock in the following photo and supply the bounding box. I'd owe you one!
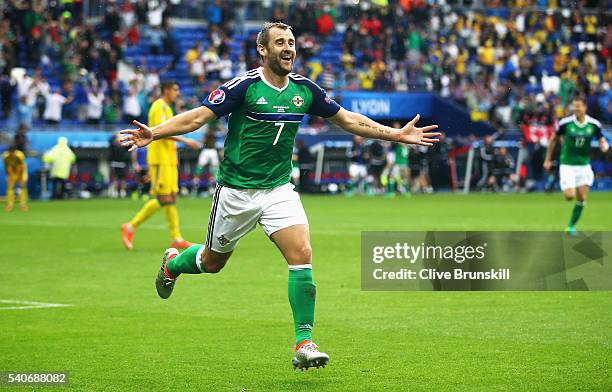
[569,202,584,227]
[387,179,395,194]
[288,266,316,346]
[166,244,204,277]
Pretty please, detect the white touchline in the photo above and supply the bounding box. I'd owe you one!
[0,300,73,311]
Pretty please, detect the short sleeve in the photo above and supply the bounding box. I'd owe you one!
[593,122,603,139]
[201,84,247,118]
[305,81,341,118]
[555,121,567,136]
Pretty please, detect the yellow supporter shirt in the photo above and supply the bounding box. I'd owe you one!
[3,150,26,178]
[479,46,494,66]
[147,98,177,166]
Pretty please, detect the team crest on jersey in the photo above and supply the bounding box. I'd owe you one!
[292,95,304,107]
[208,89,226,105]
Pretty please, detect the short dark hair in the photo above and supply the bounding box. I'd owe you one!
[572,95,587,104]
[161,79,178,93]
[256,22,292,49]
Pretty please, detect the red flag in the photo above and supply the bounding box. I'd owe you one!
[522,124,554,144]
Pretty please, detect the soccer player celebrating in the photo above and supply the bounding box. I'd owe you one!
[121,80,200,250]
[3,145,28,212]
[120,22,440,369]
[544,96,609,234]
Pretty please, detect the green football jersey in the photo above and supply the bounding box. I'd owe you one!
[203,68,340,189]
[393,144,409,166]
[556,115,603,166]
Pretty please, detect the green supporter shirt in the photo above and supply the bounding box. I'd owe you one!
[556,115,603,166]
[202,67,341,189]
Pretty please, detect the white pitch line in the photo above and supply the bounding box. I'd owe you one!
[0,300,72,311]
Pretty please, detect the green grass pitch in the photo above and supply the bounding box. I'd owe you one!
[1,193,611,391]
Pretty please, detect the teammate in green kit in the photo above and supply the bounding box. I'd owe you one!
[544,96,609,234]
[382,141,410,196]
[119,22,440,370]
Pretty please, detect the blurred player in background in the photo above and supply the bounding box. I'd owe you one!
[193,123,221,196]
[544,96,609,234]
[346,135,369,196]
[381,142,409,197]
[108,133,130,198]
[131,146,150,200]
[121,80,200,250]
[368,140,386,195]
[3,145,28,212]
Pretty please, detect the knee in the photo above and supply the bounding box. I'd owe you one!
[289,245,312,265]
[201,255,226,273]
[203,262,224,273]
[564,194,574,201]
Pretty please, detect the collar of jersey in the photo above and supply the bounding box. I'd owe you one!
[571,115,588,128]
[258,67,289,92]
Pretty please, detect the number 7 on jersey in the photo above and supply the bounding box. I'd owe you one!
[273,122,285,145]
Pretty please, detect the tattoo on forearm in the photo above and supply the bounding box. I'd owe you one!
[358,121,391,135]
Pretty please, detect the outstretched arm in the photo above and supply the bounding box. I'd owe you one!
[171,135,202,150]
[119,106,216,151]
[328,108,440,146]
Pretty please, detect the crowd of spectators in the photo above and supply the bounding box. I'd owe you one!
[278,1,610,128]
[0,0,610,138]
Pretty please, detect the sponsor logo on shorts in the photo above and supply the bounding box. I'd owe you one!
[217,234,230,246]
[208,89,226,105]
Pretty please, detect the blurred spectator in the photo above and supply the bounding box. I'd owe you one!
[202,45,220,80]
[477,135,495,190]
[490,147,518,192]
[123,82,142,123]
[14,122,28,154]
[320,64,336,91]
[104,2,120,33]
[86,79,106,124]
[218,53,233,81]
[43,88,71,124]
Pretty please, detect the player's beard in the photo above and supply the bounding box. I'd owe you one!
[268,52,293,76]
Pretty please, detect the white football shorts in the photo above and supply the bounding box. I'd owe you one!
[349,163,367,179]
[197,148,220,168]
[559,164,594,191]
[205,183,308,253]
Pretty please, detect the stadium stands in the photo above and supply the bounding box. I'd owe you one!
[0,0,610,196]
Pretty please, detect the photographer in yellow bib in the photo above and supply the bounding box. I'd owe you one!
[121,80,200,250]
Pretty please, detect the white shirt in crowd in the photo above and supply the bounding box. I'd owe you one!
[147,2,166,27]
[87,91,104,120]
[218,57,233,80]
[123,92,141,118]
[202,50,220,72]
[190,58,205,77]
[145,72,160,93]
[18,77,40,106]
[43,93,67,122]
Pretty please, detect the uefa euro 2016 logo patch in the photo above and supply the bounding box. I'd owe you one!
[208,89,226,105]
[292,95,304,107]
